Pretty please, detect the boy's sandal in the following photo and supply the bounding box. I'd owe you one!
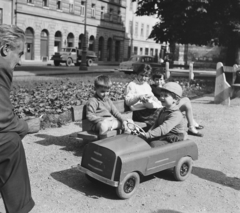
[187,130,203,137]
[195,125,204,130]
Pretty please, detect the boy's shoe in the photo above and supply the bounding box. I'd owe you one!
[195,125,204,130]
[187,130,203,137]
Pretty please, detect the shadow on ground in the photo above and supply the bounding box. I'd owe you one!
[50,168,118,200]
[51,168,175,200]
[140,166,240,191]
[34,132,87,157]
[193,167,240,190]
[152,169,175,182]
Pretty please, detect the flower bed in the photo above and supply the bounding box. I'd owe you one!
[11,76,214,129]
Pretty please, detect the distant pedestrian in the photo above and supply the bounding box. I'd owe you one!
[0,24,40,213]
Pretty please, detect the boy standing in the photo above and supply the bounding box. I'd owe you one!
[141,82,188,147]
[86,75,127,136]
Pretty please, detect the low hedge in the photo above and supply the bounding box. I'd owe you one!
[10,77,214,129]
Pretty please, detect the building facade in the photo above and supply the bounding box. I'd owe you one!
[123,0,161,60]
[12,0,126,62]
[1,0,163,63]
[0,0,12,25]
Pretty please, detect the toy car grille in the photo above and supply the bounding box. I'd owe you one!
[81,143,116,179]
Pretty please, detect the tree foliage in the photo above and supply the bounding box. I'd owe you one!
[134,0,240,47]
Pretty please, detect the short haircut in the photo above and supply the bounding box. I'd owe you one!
[94,75,112,89]
[134,63,152,76]
[0,24,25,50]
[152,68,165,80]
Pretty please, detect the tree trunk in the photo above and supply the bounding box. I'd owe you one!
[225,40,240,66]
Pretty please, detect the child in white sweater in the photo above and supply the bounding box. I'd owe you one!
[124,64,161,131]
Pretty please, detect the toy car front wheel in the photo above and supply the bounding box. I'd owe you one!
[66,58,72,67]
[116,172,140,199]
[173,156,193,181]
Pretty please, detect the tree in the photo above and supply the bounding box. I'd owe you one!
[134,0,240,65]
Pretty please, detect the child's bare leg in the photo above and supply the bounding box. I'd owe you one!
[96,120,110,135]
[110,119,122,130]
[96,118,122,135]
[178,97,201,134]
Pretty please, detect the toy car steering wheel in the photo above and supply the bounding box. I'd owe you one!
[127,121,146,136]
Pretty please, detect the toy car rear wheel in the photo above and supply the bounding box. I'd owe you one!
[87,59,93,66]
[66,58,72,67]
[54,61,60,66]
[116,172,140,199]
[173,156,193,181]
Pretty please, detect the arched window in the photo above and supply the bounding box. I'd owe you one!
[40,29,49,59]
[54,31,62,52]
[78,34,84,49]
[115,40,120,61]
[25,27,34,60]
[107,38,112,61]
[89,35,95,51]
[67,33,74,47]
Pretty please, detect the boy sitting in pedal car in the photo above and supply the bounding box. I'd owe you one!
[86,75,129,136]
[140,82,188,147]
[151,70,203,137]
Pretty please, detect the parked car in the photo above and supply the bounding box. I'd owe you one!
[51,47,97,67]
[77,123,198,199]
[119,55,164,74]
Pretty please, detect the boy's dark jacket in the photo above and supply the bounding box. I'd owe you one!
[145,105,186,139]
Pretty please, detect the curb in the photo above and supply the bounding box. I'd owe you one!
[13,69,118,77]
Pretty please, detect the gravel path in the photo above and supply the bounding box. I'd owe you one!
[0,95,240,213]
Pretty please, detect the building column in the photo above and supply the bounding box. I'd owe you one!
[74,35,78,49]
[48,31,54,60]
[34,29,41,61]
[62,29,69,48]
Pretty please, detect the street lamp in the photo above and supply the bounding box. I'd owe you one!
[79,0,88,71]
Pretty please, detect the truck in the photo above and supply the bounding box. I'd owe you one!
[51,47,97,67]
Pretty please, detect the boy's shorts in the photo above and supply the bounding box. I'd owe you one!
[94,117,122,134]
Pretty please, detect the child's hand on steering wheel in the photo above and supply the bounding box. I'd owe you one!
[138,131,147,140]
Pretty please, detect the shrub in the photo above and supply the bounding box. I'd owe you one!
[10,76,214,129]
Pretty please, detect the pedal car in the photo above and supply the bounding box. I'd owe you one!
[77,122,198,199]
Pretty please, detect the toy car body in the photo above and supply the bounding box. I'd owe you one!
[51,47,97,67]
[119,55,163,74]
[77,133,198,199]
